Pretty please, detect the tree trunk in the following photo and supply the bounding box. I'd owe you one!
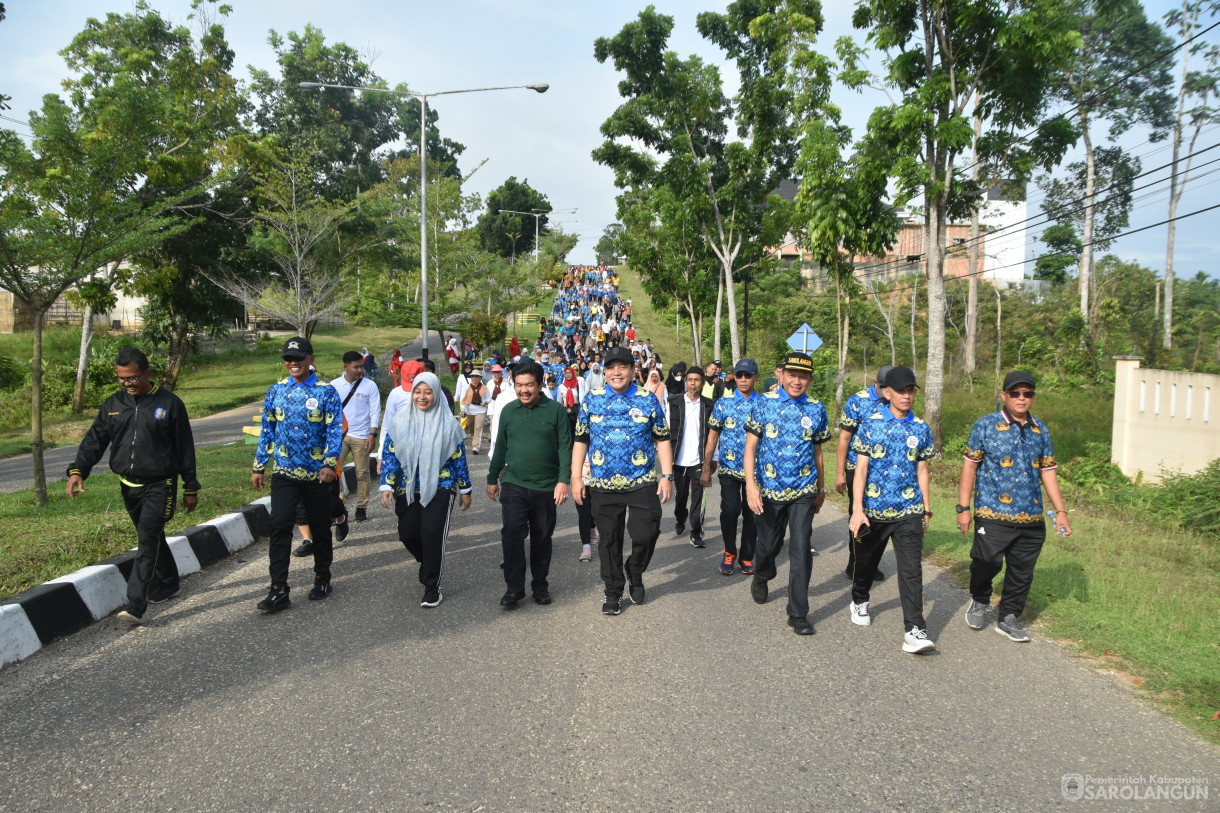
[686,292,701,367]
[924,206,948,452]
[834,278,850,426]
[72,302,95,414]
[721,258,742,362]
[31,308,48,507]
[162,320,193,390]
[995,285,1003,402]
[713,272,724,364]
[910,274,919,371]
[1078,118,1097,328]
[965,109,982,374]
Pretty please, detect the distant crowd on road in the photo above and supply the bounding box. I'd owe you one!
[66,262,1073,654]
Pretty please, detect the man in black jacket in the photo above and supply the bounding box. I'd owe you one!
[67,347,199,624]
[668,365,714,547]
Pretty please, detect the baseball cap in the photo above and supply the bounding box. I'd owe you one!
[281,336,312,359]
[781,352,814,374]
[604,346,634,367]
[1003,370,1036,391]
[732,359,759,376]
[884,365,918,390]
[875,364,895,385]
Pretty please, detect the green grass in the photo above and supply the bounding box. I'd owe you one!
[0,443,265,600]
[615,266,699,368]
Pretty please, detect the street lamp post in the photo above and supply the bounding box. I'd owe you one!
[501,207,576,263]
[300,80,548,359]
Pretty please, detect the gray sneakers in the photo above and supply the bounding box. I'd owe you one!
[996,614,1031,642]
[964,599,989,630]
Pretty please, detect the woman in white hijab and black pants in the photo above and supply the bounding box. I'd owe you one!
[378,372,472,607]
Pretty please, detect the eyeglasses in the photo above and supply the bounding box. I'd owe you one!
[1006,390,1036,399]
[117,373,145,384]
[734,372,756,378]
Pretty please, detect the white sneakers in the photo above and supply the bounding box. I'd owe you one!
[902,627,936,654]
[849,601,871,626]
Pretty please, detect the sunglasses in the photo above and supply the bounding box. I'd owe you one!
[734,372,756,378]
[1006,390,1036,399]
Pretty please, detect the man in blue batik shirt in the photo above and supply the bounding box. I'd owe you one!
[701,358,761,576]
[848,365,936,653]
[251,337,344,613]
[571,345,674,616]
[957,370,1071,643]
[835,365,892,582]
[744,352,831,636]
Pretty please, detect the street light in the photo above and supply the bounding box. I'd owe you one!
[501,207,576,264]
[299,80,548,359]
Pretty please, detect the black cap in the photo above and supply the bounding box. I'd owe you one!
[782,352,814,374]
[604,346,634,367]
[884,365,918,390]
[281,336,312,359]
[876,364,895,385]
[733,358,759,375]
[1003,370,1036,391]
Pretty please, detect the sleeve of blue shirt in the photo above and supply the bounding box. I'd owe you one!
[380,434,401,492]
[253,384,278,473]
[574,398,591,443]
[650,396,670,440]
[917,423,935,461]
[1038,421,1056,468]
[708,398,726,431]
[813,403,831,444]
[964,415,986,462]
[851,421,872,457]
[451,442,472,493]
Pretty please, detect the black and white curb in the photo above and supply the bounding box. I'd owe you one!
[0,457,373,670]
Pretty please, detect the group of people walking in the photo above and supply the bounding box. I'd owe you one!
[67,266,1072,653]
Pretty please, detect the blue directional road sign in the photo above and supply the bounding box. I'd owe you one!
[787,323,823,354]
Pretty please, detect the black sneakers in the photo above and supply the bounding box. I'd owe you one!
[675,522,686,536]
[334,516,349,542]
[500,590,526,608]
[148,585,181,604]
[601,594,622,615]
[689,533,705,549]
[354,507,368,522]
[788,615,815,635]
[421,589,442,608]
[751,576,769,604]
[257,585,291,613]
[292,539,314,557]
[533,591,553,605]
[308,579,333,601]
[628,581,646,605]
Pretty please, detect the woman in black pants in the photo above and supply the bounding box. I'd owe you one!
[379,372,472,607]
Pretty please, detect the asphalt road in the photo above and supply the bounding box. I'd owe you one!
[1,451,1217,811]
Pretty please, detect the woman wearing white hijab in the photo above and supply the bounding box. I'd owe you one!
[378,372,472,607]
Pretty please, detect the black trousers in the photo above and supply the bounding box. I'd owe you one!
[718,475,756,561]
[672,463,705,535]
[395,489,455,591]
[754,496,817,619]
[500,482,557,595]
[269,475,335,589]
[575,495,594,545]
[851,515,926,631]
[969,520,1047,619]
[844,465,857,568]
[590,487,661,596]
[293,478,344,525]
[120,478,180,615]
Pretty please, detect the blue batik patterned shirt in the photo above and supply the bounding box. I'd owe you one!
[253,373,343,480]
[852,408,935,521]
[963,409,1056,525]
[575,382,670,492]
[838,384,885,469]
[707,388,759,481]
[745,389,831,502]
[379,435,472,496]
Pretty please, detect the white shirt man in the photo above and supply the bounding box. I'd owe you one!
[330,354,381,519]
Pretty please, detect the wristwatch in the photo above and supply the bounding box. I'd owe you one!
[660,473,674,481]
[955,504,970,514]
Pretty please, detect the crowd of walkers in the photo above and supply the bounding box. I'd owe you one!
[67,263,1073,653]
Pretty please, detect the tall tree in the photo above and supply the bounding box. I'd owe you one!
[1162,0,1220,349]
[475,176,552,260]
[1051,0,1174,329]
[844,0,1078,449]
[594,223,625,265]
[0,87,189,506]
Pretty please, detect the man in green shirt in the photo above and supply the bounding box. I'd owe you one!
[487,360,574,608]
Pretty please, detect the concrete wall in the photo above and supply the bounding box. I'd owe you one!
[1111,357,1220,482]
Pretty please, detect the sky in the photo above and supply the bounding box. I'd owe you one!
[2,0,1216,277]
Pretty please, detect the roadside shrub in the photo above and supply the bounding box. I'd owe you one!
[0,353,26,391]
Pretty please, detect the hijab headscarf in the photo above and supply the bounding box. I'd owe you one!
[646,369,666,404]
[399,360,424,392]
[666,362,687,395]
[586,363,606,391]
[560,366,581,408]
[390,372,465,507]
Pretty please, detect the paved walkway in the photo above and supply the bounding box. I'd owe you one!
[1,451,1216,810]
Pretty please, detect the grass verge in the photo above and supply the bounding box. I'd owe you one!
[0,442,265,600]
